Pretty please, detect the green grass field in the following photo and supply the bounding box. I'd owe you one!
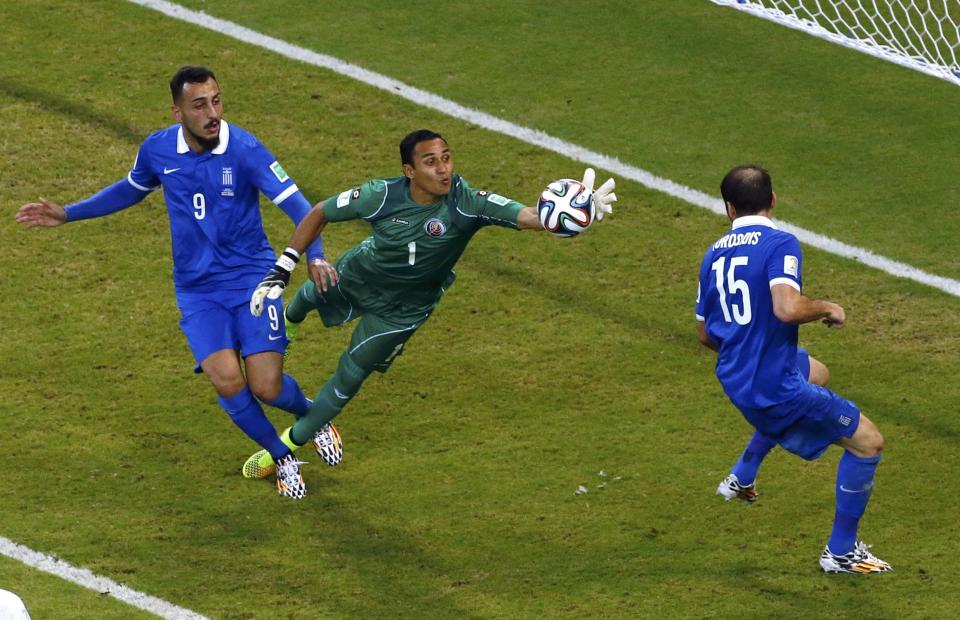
[1,1,958,618]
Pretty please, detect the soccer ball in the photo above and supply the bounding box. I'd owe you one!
[537,179,595,237]
[0,590,29,620]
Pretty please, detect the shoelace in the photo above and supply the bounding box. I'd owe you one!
[277,458,308,478]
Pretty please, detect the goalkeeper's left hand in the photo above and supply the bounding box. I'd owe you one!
[250,248,300,317]
[581,168,617,222]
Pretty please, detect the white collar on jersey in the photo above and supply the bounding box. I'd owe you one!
[731,214,777,230]
[176,120,231,155]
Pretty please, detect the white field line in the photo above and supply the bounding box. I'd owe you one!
[127,0,960,298]
[0,535,209,620]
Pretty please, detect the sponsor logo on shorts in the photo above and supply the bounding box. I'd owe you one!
[839,415,852,426]
[268,334,284,341]
[424,218,447,237]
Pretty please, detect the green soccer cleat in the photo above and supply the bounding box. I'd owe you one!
[242,448,276,479]
[241,426,301,479]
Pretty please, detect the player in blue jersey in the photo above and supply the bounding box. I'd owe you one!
[238,129,618,478]
[695,165,891,574]
[15,66,337,499]
[716,348,830,503]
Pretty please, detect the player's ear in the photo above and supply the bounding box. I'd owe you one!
[770,191,777,210]
[402,163,415,179]
[171,104,183,123]
[724,201,736,220]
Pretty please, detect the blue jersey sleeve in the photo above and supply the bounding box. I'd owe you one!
[127,142,160,192]
[766,235,803,292]
[64,178,152,222]
[243,139,325,260]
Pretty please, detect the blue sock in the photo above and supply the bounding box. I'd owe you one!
[262,374,310,419]
[218,387,290,460]
[730,431,777,486]
[828,451,881,554]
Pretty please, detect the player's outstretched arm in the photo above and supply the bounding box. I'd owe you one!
[771,284,845,328]
[15,198,67,228]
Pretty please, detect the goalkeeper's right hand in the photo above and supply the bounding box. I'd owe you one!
[250,248,300,317]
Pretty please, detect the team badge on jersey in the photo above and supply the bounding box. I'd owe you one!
[270,161,289,183]
[424,218,447,237]
[476,190,488,198]
[221,167,234,197]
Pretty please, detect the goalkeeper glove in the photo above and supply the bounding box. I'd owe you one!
[581,168,617,222]
[250,247,299,317]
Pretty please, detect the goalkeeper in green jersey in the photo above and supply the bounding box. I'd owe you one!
[242,129,617,477]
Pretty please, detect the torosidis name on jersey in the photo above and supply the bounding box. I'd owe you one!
[713,231,762,250]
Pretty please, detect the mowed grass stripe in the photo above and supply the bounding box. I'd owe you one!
[129,0,960,298]
[2,2,959,618]
[0,536,209,619]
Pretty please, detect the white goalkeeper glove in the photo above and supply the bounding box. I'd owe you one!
[581,167,617,222]
[250,247,299,317]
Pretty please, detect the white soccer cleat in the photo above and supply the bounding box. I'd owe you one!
[275,453,307,499]
[716,474,758,503]
[819,541,892,574]
[313,423,343,467]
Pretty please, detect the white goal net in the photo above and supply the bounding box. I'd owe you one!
[708,1,960,86]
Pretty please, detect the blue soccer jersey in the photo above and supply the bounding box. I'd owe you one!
[127,121,308,293]
[696,215,807,417]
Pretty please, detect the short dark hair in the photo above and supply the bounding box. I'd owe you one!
[720,165,773,215]
[170,66,218,102]
[400,129,446,166]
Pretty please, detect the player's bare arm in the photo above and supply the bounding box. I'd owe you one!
[516,206,543,230]
[771,283,845,328]
[15,198,67,228]
[696,320,719,351]
[250,203,339,317]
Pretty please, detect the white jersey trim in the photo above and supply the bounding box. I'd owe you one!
[769,277,801,291]
[348,318,423,354]
[361,179,394,220]
[176,120,230,154]
[731,215,777,230]
[272,184,299,205]
[126,172,158,192]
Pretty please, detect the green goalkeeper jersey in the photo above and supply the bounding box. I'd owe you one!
[321,173,525,321]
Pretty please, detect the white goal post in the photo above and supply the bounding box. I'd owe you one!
[708,1,960,86]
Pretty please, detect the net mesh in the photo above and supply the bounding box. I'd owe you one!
[709,1,960,86]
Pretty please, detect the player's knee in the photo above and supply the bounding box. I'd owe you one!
[208,372,246,398]
[338,352,372,394]
[248,377,282,403]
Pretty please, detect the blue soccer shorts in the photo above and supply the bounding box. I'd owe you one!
[769,383,861,461]
[176,287,286,372]
[796,347,811,381]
